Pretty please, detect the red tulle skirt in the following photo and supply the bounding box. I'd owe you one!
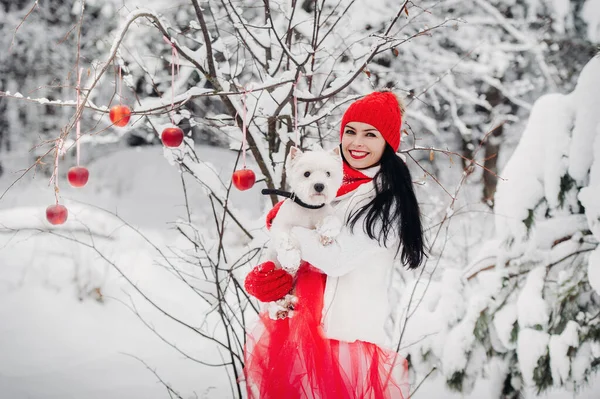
[243,263,408,399]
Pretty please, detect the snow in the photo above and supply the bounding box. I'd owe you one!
[0,144,267,398]
[517,266,549,329]
[581,0,600,42]
[1,0,600,396]
[588,247,600,295]
[568,55,600,185]
[436,268,466,326]
[571,341,593,384]
[532,215,588,250]
[0,207,231,398]
[492,302,517,350]
[108,9,162,59]
[549,321,579,386]
[550,0,571,34]
[441,294,488,377]
[578,103,600,241]
[518,328,550,387]
[494,93,572,246]
[468,52,600,396]
[2,134,600,398]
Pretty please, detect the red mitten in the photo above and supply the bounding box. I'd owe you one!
[244,261,293,302]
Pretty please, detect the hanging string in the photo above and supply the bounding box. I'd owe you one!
[241,89,248,169]
[118,65,122,104]
[53,138,61,205]
[293,72,302,145]
[163,36,180,125]
[76,68,83,166]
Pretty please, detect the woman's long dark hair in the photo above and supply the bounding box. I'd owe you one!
[347,145,426,269]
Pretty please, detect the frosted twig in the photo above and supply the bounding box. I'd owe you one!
[396,127,499,350]
[218,0,268,70]
[408,39,485,108]
[44,224,243,362]
[407,152,454,198]
[9,0,39,52]
[480,75,532,111]
[316,0,358,49]
[472,0,557,89]
[121,353,185,399]
[0,79,295,115]
[297,0,410,102]
[262,0,308,67]
[408,366,437,398]
[0,225,116,239]
[115,297,228,367]
[441,75,492,111]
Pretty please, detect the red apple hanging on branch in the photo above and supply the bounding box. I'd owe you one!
[161,127,184,147]
[109,105,131,127]
[46,204,68,225]
[232,168,256,191]
[67,166,89,188]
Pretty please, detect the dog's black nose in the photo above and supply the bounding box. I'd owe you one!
[314,183,325,193]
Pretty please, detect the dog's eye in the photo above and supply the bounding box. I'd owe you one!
[304,171,311,178]
[326,172,331,177]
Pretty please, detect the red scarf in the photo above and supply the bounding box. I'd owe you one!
[336,161,373,198]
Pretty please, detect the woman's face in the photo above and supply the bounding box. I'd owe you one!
[341,122,387,169]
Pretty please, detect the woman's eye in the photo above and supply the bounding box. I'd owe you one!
[326,172,331,177]
[344,130,355,135]
[367,132,376,137]
[304,171,311,177]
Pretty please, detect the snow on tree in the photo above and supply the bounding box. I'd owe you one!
[404,53,600,398]
[0,0,125,175]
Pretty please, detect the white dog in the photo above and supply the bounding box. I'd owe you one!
[268,146,344,274]
[264,146,344,319]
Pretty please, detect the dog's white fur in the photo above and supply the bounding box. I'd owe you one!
[268,146,344,275]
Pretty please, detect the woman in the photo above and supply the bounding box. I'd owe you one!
[243,91,425,399]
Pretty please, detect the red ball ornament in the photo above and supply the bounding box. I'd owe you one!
[46,204,68,225]
[109,105,131,127]
[161,127,184,147]
[232,168,256,191]
[67,166,89,188]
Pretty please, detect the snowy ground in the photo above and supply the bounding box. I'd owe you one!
[1,145,599,398]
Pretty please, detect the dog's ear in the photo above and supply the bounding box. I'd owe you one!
[289,146,302,161]
[330,146,341,158]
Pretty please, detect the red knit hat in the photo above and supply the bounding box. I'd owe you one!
[340,91,403,151]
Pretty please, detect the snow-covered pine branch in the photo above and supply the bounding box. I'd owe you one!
[405,53,600,397]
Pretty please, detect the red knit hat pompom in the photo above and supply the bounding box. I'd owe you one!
[244,261,293,302]
[340,91,403,152]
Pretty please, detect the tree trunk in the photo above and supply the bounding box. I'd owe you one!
[481,86,505,207]
[482,124,503,207]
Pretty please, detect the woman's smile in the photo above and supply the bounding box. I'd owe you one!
[342,121,387,169]
[349,150,369,159]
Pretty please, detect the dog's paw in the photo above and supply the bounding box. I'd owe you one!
[266,301,288,320]
[267,294,298,320]
[277,247,302,274]
[275,234,302,273]
[316,215,343,241]
[283,294,299,307]
[319,234,335,246]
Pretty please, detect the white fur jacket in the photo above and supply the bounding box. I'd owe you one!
[291,165,399,349]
